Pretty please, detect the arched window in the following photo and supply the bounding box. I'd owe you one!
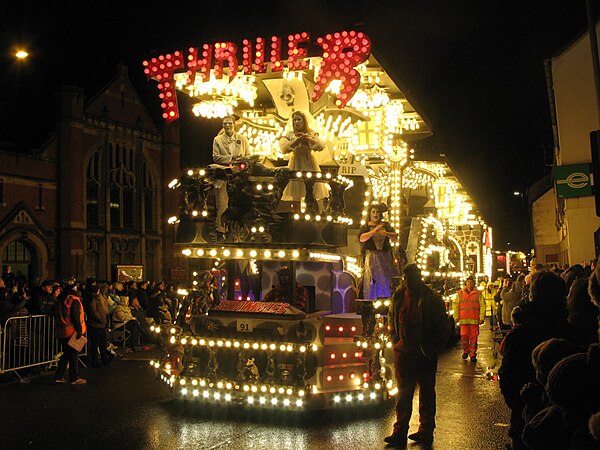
[142,158,156,232]
[108,143,136,230]
[86,149,101,227]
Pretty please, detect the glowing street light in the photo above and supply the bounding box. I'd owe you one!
[15,50,29,59]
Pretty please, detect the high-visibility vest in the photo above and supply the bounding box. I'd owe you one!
[454,288,483,325]
[56,294,86,338]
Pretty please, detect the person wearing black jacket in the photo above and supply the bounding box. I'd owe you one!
[384,264,450,448]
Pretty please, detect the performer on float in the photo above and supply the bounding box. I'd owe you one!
[212,115,250,233]
[359,203,399,299]
[278,111,329,212]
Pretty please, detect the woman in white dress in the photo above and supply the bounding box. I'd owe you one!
[278,111,329,211]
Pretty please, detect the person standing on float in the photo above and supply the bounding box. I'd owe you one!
[212,115,250,233]
[359,203,398,299]
[278,111,328,212]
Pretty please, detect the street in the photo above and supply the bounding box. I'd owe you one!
[0,328,510,449]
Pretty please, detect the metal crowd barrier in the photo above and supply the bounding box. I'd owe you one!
[0,314,87,382]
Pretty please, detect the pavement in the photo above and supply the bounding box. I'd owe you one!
[0,327,511,449]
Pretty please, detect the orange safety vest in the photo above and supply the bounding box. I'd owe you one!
[56,294,86,339]
[455,288,482,324]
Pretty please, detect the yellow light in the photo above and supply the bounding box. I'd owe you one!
[15,50,29,59]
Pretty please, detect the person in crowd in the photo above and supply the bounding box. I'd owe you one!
[567,278,599,346]
[53,285,86,384]
[212,115,250,233]
[359,203,399,300]
[85,283,112,367]
[2,265,15,289]
[561,264,585,292]
[498,269,575,450]
[263,266,308,312]
[481,281,499,331]
[501,275,524,329]
[106,282,120,313]
[453,276,485,362]
[588,264,600,344]
[112,295,141,351]
[522,344,600,449]
[521,263,544,304]
[384,264,449,448]
[519,338,582,426]
[26,280,55,315]
[127,281,139,304]
[278,110,328,212]
[136,280,150,311]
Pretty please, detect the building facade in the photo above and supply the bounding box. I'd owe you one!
[531,23,600,266]
[0,65,182,283]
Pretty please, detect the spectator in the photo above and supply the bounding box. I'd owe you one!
[112,296,141,351]
[481,281,499,331]
[54,285,87,385]
[523,344,600,449]
[501,275,524,329]
[130,297,160,345]
[499,269,575,450]
[86,283,112,367]
[26,280,55,315]
[567,278,599,346]
[137,280,150,311]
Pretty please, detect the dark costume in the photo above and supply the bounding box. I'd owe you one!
[388,278,449,441]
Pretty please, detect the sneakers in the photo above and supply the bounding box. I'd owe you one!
[383,434,407,447]
[470,356,477,363]
[71,378,87,385]
[408,431,434,445]
[54,378,67,384]
[461,352,468,360]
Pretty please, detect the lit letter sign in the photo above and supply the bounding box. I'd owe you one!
[143,30,371,123]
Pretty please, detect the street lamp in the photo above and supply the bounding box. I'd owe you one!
[15,50,29,60]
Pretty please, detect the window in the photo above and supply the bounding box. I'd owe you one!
[86,150,101,227]
[142,159,156,232]
[108,143,136,230]
[85,236,101,279]
[111,237,138,265]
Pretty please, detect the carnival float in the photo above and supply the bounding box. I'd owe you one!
[143,30,493,409]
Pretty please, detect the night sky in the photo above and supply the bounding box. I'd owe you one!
[2,0,599,251]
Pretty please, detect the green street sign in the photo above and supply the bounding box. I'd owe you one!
[554,163,593,198]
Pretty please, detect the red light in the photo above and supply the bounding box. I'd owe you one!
[330,354,335,360]
[235,281,240,287]
[355,352,362,358]
[338,326,344,332]
[325,325,331,331]
[239,163,247,170]
[363,372,369,379]
[350,373,355,379]
[326,376,332,382]
[342,353,347,358]
[351,326,356,332]
[338,375,344,381]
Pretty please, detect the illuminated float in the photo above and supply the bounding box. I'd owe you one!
[144,29,492,409]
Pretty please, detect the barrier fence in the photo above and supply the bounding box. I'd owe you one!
[0,314,87,382]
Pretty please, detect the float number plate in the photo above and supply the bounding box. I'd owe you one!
[236,319,254,333]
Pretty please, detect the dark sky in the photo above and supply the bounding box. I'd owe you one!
[1,0,599,251]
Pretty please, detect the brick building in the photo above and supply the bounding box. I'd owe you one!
[0,64,182,283]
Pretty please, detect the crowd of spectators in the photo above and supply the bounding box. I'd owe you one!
[496,261,600,449]
[0,273,178,363]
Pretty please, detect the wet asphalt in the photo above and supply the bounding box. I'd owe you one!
[0,328,510,449]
